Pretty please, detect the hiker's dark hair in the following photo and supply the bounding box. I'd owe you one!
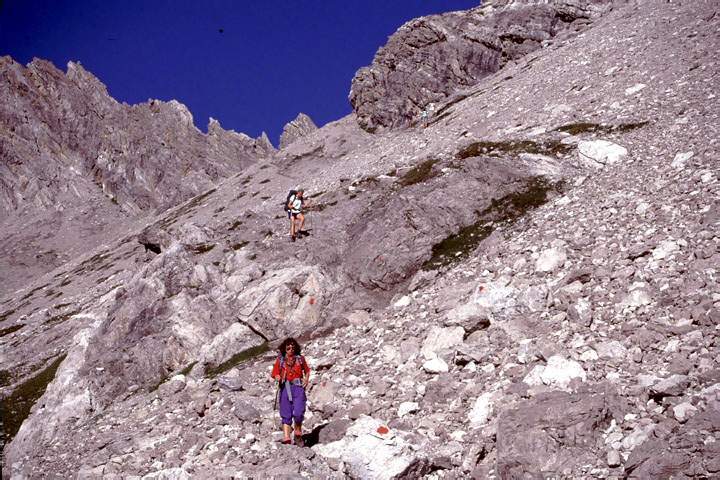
[278,337,302,356]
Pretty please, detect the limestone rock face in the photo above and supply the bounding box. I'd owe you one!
[0,57,270,294]
[349,0,622,132]
[279,112,318,149]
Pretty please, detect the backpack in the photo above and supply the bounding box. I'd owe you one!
[278,354,306,372]
[284,190,297,212]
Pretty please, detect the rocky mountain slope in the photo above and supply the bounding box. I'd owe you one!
[0,58,274,295]
[349,0,623,132]
[1,0,719,478]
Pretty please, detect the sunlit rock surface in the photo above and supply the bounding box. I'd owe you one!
[1,0,719,477]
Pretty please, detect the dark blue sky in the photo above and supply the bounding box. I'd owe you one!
[0,1,478,145]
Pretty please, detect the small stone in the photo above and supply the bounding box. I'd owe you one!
[672,402,698,423]
[577,140,628,168]
[625,83,646,95]
[595,341,627,360]
[671,151,694,169]
[423,357,449,374]
[394,296,412,308]
[607,449,622,467]
[468,393,494,426]
[397,401,420,418]
[651,375,690,397]
[348,402,371,420]
[535,247,567,272]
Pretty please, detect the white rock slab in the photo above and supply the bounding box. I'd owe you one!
[421,326,464,359]
[671,151,694,169]
[468,392,494,427]
[398,401,420,418]
[578,140,628,168]
[535,247,567,272]
[422,356,449,373]
[313,416,414,480]
[524,355,586,390]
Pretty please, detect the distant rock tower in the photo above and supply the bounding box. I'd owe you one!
[279,113,318,149]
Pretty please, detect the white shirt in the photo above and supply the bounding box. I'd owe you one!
[289,196,302,214]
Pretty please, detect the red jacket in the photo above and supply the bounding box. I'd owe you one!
[271,355,310,382]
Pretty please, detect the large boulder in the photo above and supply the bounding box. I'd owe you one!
[313,416,424,480]
[496,389,625,477]
[577,139,628,168]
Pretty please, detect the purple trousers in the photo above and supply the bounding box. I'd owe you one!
[279,382,306,426]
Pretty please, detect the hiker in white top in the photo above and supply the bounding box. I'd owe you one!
[287,188,305,242]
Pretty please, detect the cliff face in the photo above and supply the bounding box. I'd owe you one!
[0,58,271,294]
[2,0,720,478]
[349,0,622,133]
[0,57,273,217]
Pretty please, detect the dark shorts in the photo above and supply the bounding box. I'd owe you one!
[289,212,301,218]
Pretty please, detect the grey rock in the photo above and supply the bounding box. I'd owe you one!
[651,375,691,398]
[348,402,371,420]
[318,419,352,444]
[496,389,625,477]
[279,113,318,149]
[3,0,720,477]
[233,400,261,423]
[349,0,621,132]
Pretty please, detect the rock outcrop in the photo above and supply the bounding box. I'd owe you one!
[279,112,318,149]
[349,0,622,132]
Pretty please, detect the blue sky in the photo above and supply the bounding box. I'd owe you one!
[0,1,479,145]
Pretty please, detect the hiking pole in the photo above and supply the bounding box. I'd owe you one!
[273,379,281,410]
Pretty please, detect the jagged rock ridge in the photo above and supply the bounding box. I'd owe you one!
[279,112,318,149]
[0,57,272,295]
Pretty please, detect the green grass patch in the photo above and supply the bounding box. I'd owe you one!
[231,241,249,250]
[554,121,648,136]
[0,323,24,338]
[457,140,575,159]
[423,177,562,270]
[0,369,12,388]
[189,243,215,254]
[0,354,66,447]
[45,309,81,326]
[399,159,439,187]
[205,343,269,378]
[180,361,198,376]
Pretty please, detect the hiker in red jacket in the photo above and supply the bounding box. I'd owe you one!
[271,337,311,445]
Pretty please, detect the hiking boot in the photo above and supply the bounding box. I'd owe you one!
[294,435,305,447]
[291,235,296,242]
[281,439,291,445]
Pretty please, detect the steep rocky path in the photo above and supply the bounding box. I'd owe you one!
[1,0,719,478]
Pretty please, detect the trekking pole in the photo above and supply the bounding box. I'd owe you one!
[273,379,281,410]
